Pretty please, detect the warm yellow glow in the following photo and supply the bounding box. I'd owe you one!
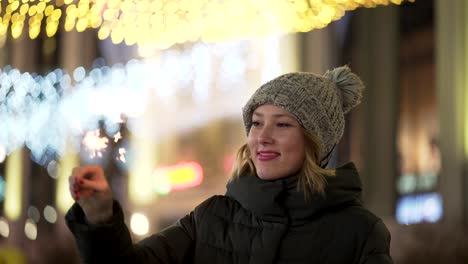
[5,149,22,221]
[170,167,198,185]
[56,150,78,214]
[0,247,26,264]
[465,55,468,159]
[129,134,157,205]
[130,212,149,236]
[462,6,468,161]
[152,161,203,194]
[1,0,413,48]
[153,169,171,195]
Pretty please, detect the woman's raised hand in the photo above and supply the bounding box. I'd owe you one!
[69,165,114,224]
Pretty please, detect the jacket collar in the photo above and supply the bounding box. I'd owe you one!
[225,162,363,223]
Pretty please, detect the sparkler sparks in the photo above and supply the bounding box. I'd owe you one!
[117,148,126,163]
[82,130,109,158]
[113,132,122,143]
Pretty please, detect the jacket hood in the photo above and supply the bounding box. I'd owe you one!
[225,162,362,223]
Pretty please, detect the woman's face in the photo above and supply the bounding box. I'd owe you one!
[247,104,306,180]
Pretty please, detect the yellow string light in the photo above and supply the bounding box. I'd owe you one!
[1,0,413,48]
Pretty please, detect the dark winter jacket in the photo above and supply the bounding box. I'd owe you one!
[66,162,392,264]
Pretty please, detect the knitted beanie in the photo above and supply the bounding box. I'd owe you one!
[242,65,364,167]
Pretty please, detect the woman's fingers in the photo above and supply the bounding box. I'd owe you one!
[68,165,114,223]
[71,165,104,180]
[68,177,80,200]
[76,177,106,192]
[79,165,104,180]
[73,185,80,200]
[69,184,79,200]
[68,165,110,202]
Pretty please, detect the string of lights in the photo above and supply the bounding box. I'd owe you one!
[0,37,282,163]
[0,0,414,48]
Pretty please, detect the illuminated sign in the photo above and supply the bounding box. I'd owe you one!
[397,174,438,195]
[396,192,443,225]
[153,161,203,194]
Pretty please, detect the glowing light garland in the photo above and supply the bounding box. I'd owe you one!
[0,37,283,166]
[0,0,415,48]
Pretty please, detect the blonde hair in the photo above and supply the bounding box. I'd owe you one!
[230,130,335,198]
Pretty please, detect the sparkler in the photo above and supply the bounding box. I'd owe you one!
[81,124,127,163]
[82,130,109,158]
[117,148,126,163]
[113,132,122,143]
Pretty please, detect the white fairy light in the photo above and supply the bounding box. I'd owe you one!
[0,36,287,161]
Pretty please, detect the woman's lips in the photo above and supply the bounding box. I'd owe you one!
[257,151,280,161]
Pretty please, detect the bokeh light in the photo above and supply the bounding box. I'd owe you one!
[43,205,57,224]
[0,0,415,48]
[46,160,58,179]
[27,206,40,223]
[130,212,149,236]
[24,219,38,240]
[0,37,284,164]
[0,217,10,238]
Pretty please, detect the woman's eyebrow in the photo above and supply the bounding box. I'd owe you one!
[252,112,293,118]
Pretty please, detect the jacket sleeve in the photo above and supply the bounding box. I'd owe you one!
[358,220,393,264]
[65,200,195,264]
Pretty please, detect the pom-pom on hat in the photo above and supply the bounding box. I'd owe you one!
[242,65,364,167]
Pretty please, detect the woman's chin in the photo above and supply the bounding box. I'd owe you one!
[256,171,281,181]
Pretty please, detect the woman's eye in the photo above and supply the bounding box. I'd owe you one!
[277,123,291,127]
[252,121,261,127]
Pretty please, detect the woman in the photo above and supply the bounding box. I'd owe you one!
[66,66,392,263]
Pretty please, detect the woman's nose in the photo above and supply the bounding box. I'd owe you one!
[258,126,274,144]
